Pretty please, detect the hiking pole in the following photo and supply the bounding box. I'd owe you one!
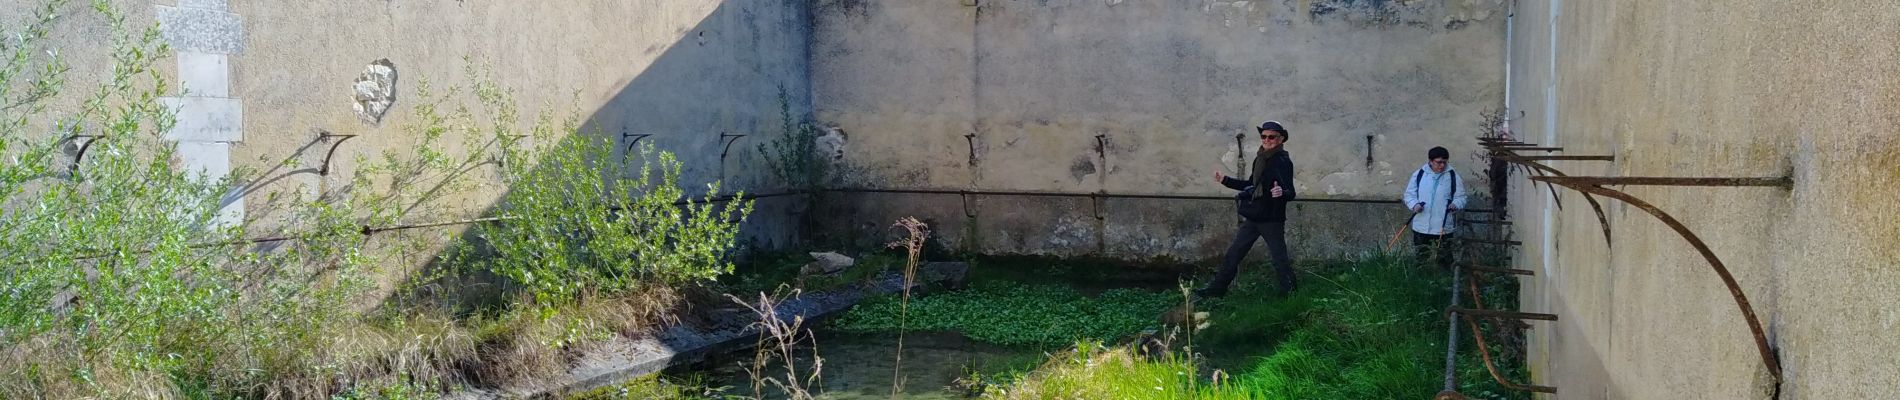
[1386,206,1423,253]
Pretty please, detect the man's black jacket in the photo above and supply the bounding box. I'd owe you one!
[1221,149,1296,222]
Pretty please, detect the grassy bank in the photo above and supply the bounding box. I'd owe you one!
[991,254,1530,400]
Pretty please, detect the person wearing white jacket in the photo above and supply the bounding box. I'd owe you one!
[1402,146,1467,270]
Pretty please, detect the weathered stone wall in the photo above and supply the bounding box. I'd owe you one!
[6,0,814,249]
[808,0,1508,260]
[1508,0,1900,398]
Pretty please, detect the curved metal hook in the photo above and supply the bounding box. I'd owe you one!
[718,133,746,160]
[1534,178,1783,386]
[60,134,104,173]
[623,132,653,154]
[317,132,359,176]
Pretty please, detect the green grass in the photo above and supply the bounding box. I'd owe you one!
[829,281,1177,348]
[987,254,1532,400]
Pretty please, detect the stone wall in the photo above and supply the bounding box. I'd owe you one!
[1508,0,1900,398]
[1,0,816,297]
[808,0,1508,260]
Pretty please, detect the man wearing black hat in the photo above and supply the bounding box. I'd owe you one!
[1197,120,1298,299]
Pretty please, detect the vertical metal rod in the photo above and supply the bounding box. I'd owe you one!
[1233,133,1246,177]
[964,133,978,165]
[1093,134,1109,254]
[1442,263,1463,393]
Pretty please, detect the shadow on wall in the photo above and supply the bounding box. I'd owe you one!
[397,0,816,384]
[567,0,815,253]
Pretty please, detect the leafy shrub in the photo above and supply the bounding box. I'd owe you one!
[460,133,753,310]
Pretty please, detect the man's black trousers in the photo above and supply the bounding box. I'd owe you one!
[1207,220,1296,296]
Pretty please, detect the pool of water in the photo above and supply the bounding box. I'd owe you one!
[690,330,1050,399]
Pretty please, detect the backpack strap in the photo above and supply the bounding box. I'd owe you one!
[1447,170,1458,205]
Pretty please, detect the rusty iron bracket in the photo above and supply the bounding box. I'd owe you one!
[1529,175,1788,386]
[1488,150,1617,247]
[964,132,978,165]
[63,134,104,173]
[317,131,359,177]
[718,133,747,161]
[1464,314,1560,393]
[1453,273,1555,395]
[622,131,653,154]
[717,133,748,182]
[492,134,529,168]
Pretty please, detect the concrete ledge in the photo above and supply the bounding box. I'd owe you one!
[447,263,966,400]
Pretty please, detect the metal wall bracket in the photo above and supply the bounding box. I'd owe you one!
[623,130,653,154]
[1530,174,1790,387]
[719,133,747,160]
[1485,144,1617,247]
[964,132,978,165]
[493,134,528,168]
[317,131,359,176]
[65,134,103,173]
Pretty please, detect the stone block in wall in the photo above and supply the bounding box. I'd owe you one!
[176,51,230,98]
[157,6,244,55]
[159,97,243,142]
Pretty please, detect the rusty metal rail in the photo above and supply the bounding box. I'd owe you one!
[1464,265,1535,276]
[1462,278,1557,393]
[1491,154,1615,162]
[1453,238,1522,246]
[1535,176,1791,188]
[1452,307,1559,321]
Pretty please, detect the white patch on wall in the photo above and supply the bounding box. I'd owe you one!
[816,125,848,163]
[157,1,243,227]
[1219,144,1262,177]
[353,59,399,125]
